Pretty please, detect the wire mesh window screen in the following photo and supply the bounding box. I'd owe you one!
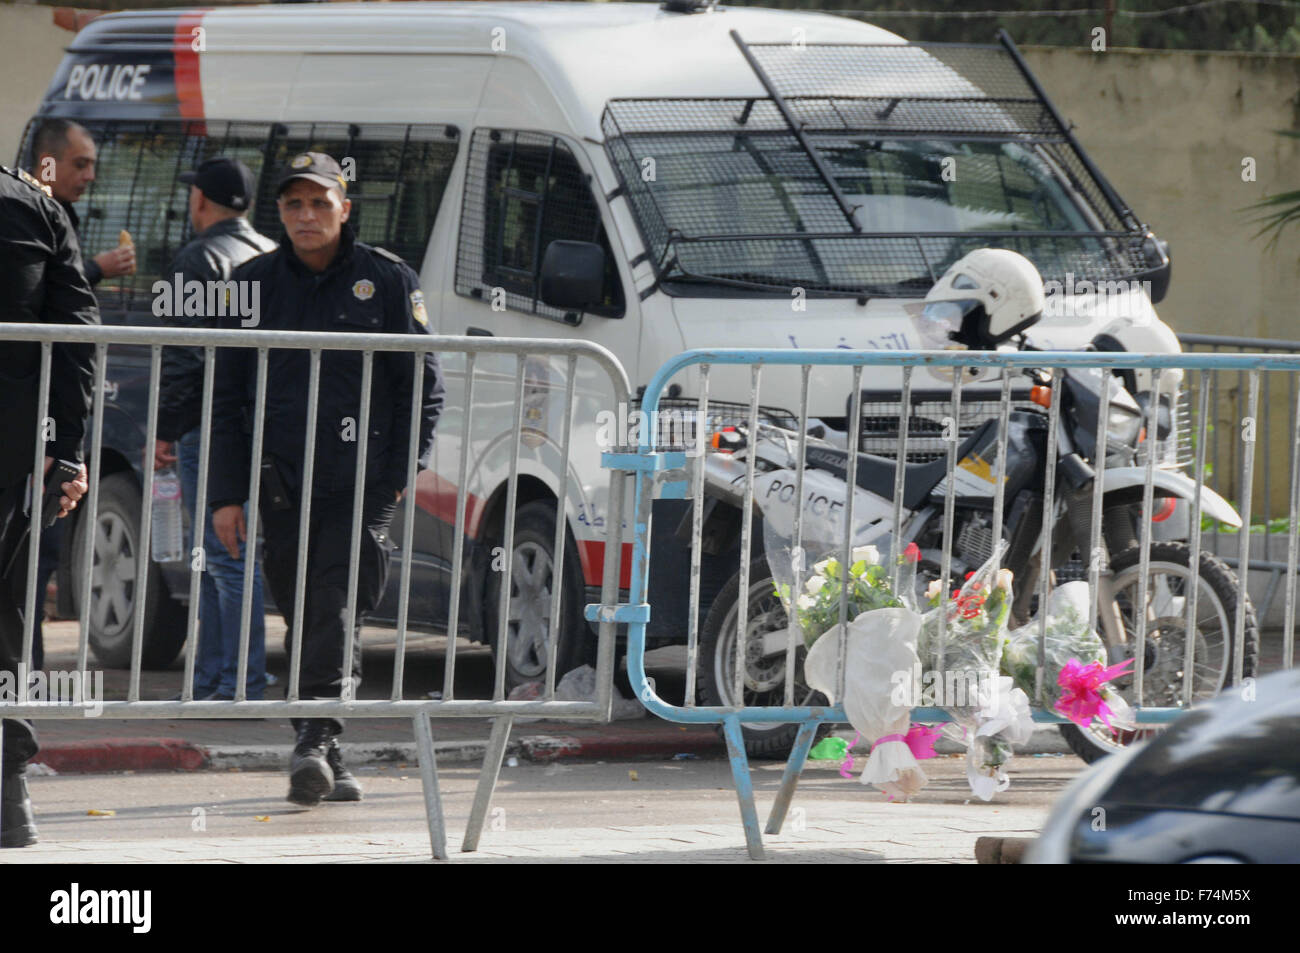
[746,43,1057,136]
[602,41,1150,297]
[17,118,457,315]
[857,390,1036,463]
[455,128,624,320]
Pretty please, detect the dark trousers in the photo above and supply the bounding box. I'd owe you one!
[0,483,39,770]
[259,486,396,735]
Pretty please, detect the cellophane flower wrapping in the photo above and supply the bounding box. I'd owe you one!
[803,606,929,800]
[915,546,1015,731]
[759,467,921,650]
[1000,581,1136,731]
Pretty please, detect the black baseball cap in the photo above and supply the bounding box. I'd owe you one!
[276,152,348,196]
[178,157,255,211]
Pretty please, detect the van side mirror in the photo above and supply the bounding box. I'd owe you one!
[1138,233,1172,304]
[539,240,605,313]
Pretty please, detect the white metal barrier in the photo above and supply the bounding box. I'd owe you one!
[0,323,631,858]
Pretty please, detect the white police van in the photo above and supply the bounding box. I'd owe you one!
[28,1,1182,692]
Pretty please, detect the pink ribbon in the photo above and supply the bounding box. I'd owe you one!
[839,724,946,780]
[1056,657,1136,730]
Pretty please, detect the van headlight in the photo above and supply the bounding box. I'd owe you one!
[1024,741,1145,863]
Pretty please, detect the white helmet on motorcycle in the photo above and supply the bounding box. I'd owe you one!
[920,248,1045,350]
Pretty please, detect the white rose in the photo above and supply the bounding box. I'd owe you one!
[851,545,880,566]
[925,578,943,601]
[797,593,816,611]
[804,574,827,595]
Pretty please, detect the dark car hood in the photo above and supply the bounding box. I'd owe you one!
[1099,668,1300,820]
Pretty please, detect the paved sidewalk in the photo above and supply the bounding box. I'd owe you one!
[3,754,1078,863]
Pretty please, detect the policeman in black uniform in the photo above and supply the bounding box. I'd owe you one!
[25,120,132,671]
[0,165,98,847]
[208,153,444,807]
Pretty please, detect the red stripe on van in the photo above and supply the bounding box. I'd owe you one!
[413,472,487,539]
[174,10,208,125]
[579,541,633,589]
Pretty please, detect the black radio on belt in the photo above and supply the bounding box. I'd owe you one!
[259,455,293,511]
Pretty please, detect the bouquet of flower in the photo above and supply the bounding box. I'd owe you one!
[1000,581,1136,733]
[803,606,933,800]
[915,547,1015,725]
[909,547,1038,800]
[777,543,920,649]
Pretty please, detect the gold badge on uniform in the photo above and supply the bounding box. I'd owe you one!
[352,279,375,301]
[409,290,428,326]
[18,168,52,198]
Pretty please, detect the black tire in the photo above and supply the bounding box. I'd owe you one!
[485,500,589,693]
[1059,541,1258,763]
[698,556,831,760]
[70,471,187,669]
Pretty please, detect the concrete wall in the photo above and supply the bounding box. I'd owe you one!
[1022,46,1300,342]
[1,11,1297,339]
[0,5,72,165]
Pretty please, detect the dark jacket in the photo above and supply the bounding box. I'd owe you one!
[0,167,99,488]
[208,226,444,507]
[156,217,278,441]
[57,201,102,286]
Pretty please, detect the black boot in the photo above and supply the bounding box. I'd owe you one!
[1,767,38,848]
[287,721,335,807]
[322,739,362,802]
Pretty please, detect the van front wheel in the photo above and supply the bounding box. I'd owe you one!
[485,500,589,693]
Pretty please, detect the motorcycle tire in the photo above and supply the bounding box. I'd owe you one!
[697,556,831,760]
[1059,541,1259,763]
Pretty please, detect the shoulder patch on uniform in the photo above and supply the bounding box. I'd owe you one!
[14,167,53,198]
[409,290,428,327]
[372,246,405,265]
[352,278,375,301]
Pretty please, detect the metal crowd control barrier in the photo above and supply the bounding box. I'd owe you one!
[1179,334,1300,625]
[0,323,630,859]
[608,347,1300,860]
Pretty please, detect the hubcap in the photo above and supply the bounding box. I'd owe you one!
[504,541,555,678]
[1087,560,1231,752]
[713,577,823,730]
[91,512,136,636]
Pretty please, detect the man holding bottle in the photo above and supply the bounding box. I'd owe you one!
[154,157,277,701]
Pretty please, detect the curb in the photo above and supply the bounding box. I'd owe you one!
[32,738,211,774]
[27,726,1072,773]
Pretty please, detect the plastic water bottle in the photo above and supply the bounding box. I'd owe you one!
[151,466,185,562]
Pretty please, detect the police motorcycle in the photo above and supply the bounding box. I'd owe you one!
[694,250,1258,762]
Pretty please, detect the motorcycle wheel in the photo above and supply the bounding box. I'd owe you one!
[1060,541,1259,763]
[697,556,831,760]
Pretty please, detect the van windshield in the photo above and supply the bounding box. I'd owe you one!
[614,131,1103,293]
[601,40,1156,298]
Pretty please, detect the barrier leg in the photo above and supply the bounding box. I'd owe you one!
[764,720,817,835]
[412,710,448,861]
[721,715,766,861]
[462,714,513,853]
